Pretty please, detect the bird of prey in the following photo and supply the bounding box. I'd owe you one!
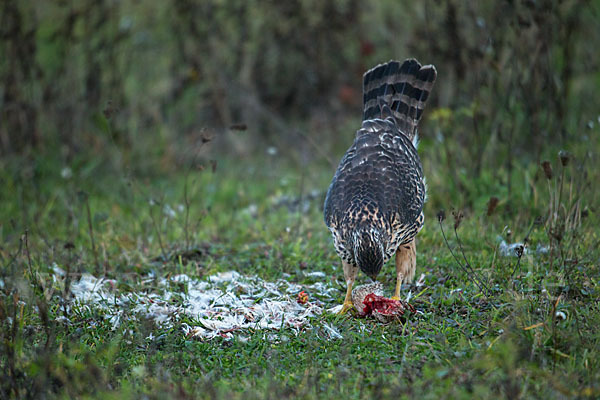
[324,59,437,313]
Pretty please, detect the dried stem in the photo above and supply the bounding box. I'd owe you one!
[510,219,537,279]
[438,218,490,297]
[82,194,101,274]
[452,226,491,296]
[24,230,34,282]
[183,176,192,251]
[149,201,167,261]
[551,294,561,372]
[182,135,211,251]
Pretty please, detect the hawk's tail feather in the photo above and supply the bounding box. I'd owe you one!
[362,59,436,140]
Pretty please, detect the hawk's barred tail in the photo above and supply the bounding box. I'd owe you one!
[362,59,437,141]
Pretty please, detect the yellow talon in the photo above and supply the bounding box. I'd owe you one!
[338,301,354,314]
[391,296,401,301]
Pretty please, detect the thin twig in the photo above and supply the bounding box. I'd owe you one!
[62,243,74,323]
[551,294,561,372]
[182,136,211,251]
[149,200,167,261]
[2,234,24,278]
[294,164,306,237]
[82,193,101,274]
[452,226,491,295]
[510,219,538,279]
[24,230,34,281]
[24,230,53,350]
[438,218,489,297]
[183,174,192,251]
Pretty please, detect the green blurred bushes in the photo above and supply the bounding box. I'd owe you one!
[1,0,598,173]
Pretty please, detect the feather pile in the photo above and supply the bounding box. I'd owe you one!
[57,268,343,340]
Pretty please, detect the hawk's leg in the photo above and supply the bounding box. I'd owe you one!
[392,239,416,300]
[339,260,358,314]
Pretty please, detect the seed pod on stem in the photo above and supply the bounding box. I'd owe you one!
[558,150,571,167]
[541,161,553,180]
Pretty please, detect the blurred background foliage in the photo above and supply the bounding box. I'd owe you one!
[1,3,599,397]
[1,0,599,211]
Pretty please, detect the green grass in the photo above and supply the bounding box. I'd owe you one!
[1,147,599,399]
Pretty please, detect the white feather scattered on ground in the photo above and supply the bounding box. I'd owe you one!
[497,238,549,258]
[62,269,344,340]
[498,241,528,257]
[415,273,426,287]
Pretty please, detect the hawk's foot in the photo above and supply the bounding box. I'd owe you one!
[338,301,354,315]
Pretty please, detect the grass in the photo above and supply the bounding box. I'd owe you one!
[1,142,599,399]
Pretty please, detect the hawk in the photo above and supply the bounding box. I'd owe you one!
[324,59,437,313]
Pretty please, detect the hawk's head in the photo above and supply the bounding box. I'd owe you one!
[352,228,384,280]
